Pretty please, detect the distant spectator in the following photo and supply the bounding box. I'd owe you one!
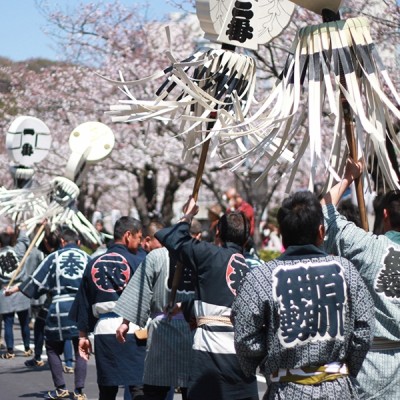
[225,188,255,237]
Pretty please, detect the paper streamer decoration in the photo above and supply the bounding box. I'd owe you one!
[221,16,400,193]
[104,0,295,161]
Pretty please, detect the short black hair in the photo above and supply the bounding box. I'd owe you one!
[378,190,400,231]
[60,227,80,244]
[277,191,323,248]
[0,232,12,247]
[217,211,249,246]
[114,216,142,240]
[337,198,362,227]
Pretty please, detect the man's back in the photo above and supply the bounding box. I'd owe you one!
[155,218,258,400]
[20,244,90,341]
[232,246,374,399]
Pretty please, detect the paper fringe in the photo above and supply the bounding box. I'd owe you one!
[219,17,400,194]
[104,46,257,162]
[0,177,102,245]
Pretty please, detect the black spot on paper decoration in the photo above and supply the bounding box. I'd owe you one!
[226,1,254,43]
[21,143,33,157]
[376,247,400,299]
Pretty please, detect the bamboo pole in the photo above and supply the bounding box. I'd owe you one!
[166,135,211,317]
[322,9,369,231]
[7,222,46,289]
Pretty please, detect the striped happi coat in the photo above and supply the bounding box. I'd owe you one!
[19,244,90,341]
[155,222,258,400]
[324,204,400,400]
[114,247,194,388]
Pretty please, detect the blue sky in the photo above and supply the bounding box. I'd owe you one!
[0,1,180,61]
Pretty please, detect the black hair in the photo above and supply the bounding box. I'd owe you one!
[373,190,400,234]
[217,211,249,246]
[60,227,80,244]
[277,191,323,248]
[0,232,12,247]
[114,216,142,240]
[37,225,61,255]
[337,198,362,228]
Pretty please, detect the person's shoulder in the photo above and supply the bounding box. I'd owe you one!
[147,247,168,259]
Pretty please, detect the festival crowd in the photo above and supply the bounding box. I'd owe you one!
[0,160,399,400]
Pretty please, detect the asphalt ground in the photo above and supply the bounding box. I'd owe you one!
[0,323,267,399]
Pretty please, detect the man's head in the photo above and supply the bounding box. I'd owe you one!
[379,190,400,232]
[113,216,143,253]
[225,187,242,210]
[95,219,104,232]
[60,227,80,247]
[277,191,324,249]
[141,221,164,253]
[190,218,203,240]
[216,211,249,247]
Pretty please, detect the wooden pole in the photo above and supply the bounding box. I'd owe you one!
[191,137,211,201]
[167,122,213,317]
[342,102,369,231]
[322,9,369,231]
[7,222,46,289]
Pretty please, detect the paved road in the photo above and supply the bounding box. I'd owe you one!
[0,324,267,399]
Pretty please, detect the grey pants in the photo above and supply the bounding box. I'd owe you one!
[46,337,87,390]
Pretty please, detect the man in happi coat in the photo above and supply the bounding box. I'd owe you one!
[115,220,202,400]
[321,158,400,400]
[0,228,30,359]
[7,228,90,400]
[232,190,374,400]
[154,197,258,400]
[69,216,145,400]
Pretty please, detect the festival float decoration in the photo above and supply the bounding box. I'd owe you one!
[6,115,52,189]
[0,120,115,244]
[103,0,297,311]
[221,0,400,230]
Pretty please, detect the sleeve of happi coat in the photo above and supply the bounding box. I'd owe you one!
[69,264,95,332]
[323,204,375,261]
[231,267,270,377]
[344,258,375,377]
[19,253,54,299]
[13,230,30,260]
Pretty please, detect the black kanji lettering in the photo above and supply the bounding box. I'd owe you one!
[274,262,346,346]
[376,247,400,298]
[226,1,254,44]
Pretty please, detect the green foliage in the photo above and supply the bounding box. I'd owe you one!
[258,249,281,262]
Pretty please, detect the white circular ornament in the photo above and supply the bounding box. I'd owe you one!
[6,116,51,166]
[68,121,114,162]
[196,0,295,50]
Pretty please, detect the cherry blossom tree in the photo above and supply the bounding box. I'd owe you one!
[0,0,399,246]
